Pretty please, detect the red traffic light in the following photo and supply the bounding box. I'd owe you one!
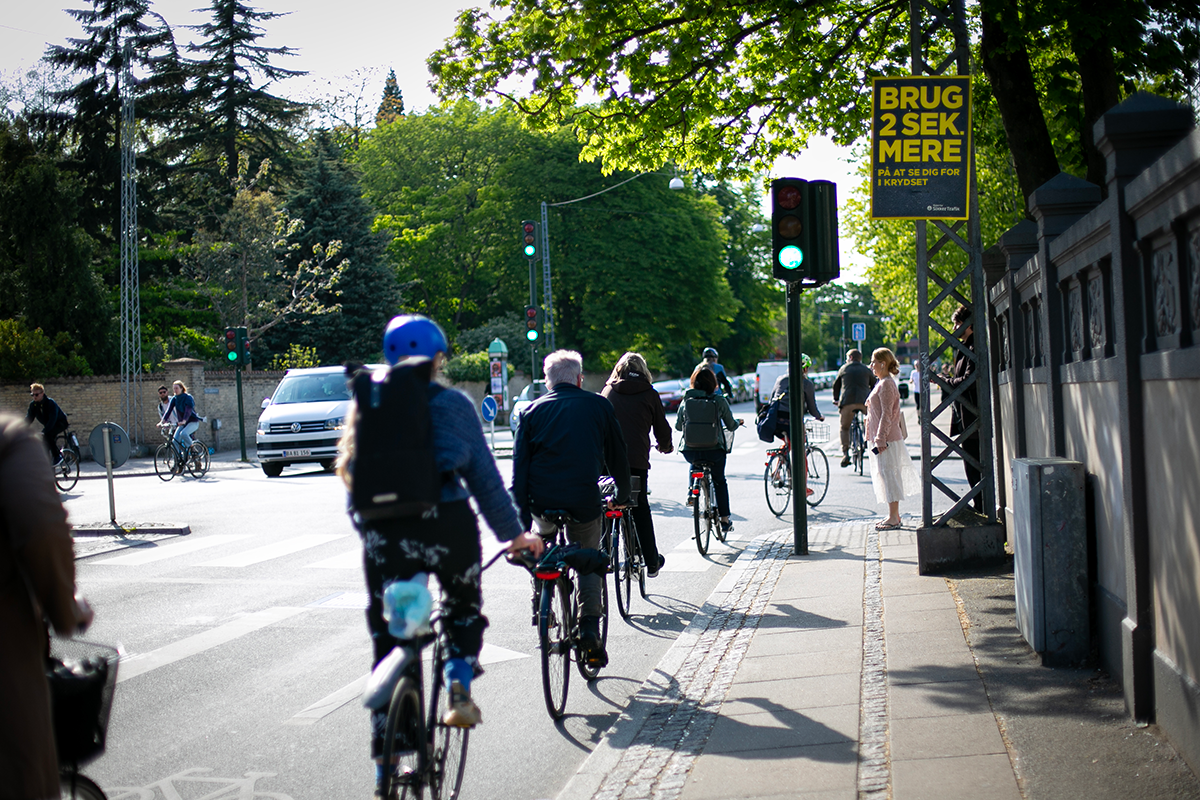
[776,184,802,210]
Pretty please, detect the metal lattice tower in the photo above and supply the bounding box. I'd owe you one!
[119,41,143,444]
[911,0,997,527]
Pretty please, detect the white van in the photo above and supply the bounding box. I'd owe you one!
[755,360,789,412]
[255,366,364,477]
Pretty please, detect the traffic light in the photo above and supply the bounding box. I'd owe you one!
[770,178,840,285]
[521,220,538,259]
[524,305,541,343]
[239,329,251,365]
[224,327,238,363]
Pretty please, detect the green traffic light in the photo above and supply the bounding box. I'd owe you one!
[524,244,536,257]
[526,329,539,342]
[778,245,804,269]
[226,350,238,362]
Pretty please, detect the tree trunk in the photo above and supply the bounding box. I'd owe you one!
[1069,6,1122,193]
[979,0,1061,210]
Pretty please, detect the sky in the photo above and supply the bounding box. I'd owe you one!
[0,0,867,279]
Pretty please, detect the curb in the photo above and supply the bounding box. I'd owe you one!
[556,530,793,800]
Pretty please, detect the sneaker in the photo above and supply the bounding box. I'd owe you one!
[840,455,851,468]
[647,554,665,578]
[721,519,734,534]
[442,681,481,728]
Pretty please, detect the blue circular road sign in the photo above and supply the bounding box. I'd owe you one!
[481,395,498,422]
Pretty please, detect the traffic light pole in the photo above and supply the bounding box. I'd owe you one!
[786,282,808,555]
[236,363,247,462]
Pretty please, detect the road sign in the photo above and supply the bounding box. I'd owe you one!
[481,395,498,422]
[852,322,866,341]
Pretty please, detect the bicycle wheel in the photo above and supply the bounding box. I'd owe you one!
[851,421,865,476]
[612,516,632,621]
[704,478,719,545]
[693,488,709,556]
[711,475,727,544]
[764,452,791,516]
[381,676,426,800]
[55,450,80,492]
[428,670,468,800]
[577,573,608,681]
[154,443,177,482]
[627,515,648,599]
[806,446,830,507]
[538,578,570,719]
[186,442,210,477]
[60,771,106,800]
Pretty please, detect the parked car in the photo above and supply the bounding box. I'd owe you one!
[651,377,687,412]
[256,365,370,477]
[508,379,547,437]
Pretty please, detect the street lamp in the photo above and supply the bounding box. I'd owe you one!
[537,172,684,350]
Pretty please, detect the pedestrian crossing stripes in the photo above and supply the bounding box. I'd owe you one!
[93,534,251,566]
[196,534,346,567]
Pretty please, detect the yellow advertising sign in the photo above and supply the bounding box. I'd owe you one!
[870,75,972,220]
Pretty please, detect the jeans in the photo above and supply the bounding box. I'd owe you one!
[174,420,199,448]
[533,513,604,619]
[683,449,731,518]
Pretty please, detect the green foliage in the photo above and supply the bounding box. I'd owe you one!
[0,319,92,378]
[455,312,526,354]
[443,350,513,383]
[269,343,321,371]
[376,69,405,125]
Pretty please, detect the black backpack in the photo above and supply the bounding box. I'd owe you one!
[682,395,722,450]
[347,359,444,520]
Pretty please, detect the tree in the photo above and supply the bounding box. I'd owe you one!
[169,0,308,190]
[262,134,398,365]
[300,67,383,152]
[376,69,405,125]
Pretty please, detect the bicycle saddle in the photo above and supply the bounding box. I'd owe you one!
[539,509,577,526]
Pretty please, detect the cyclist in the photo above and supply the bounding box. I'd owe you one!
[769,355,825,497]
[511,349,631,666]
[0,413,94,798]
[24,383,69,466]
[831,349,876,468]
[161,381,204,449]
[336,315,543,790]
[696,346,735,397]
[676,364,742,534]
[600,351,673,577]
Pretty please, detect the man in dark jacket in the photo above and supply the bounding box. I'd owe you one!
[512,350,631,664]
[832,350,876,467]
[25,383,68,466]
[600,352,673,577]
[946,304,983,511]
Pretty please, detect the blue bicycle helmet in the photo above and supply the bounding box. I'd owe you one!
[382,315,449,365]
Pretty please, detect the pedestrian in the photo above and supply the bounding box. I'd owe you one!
[676,364,743,534]
[865,348,919,529]
[600,352,673,577]
[156,385,173,421]
[832,349,876,467]
[911,359,922,411]
[945,304,983,511]
[336,315,543,794]
[511,349,632,666]
[24,383,69,466]
[0,413,95,800]
[161,381,203,449]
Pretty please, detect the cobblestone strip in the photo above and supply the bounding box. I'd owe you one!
[590,533,793,800]
[857,525,890,799]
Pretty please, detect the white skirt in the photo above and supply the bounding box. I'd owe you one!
[869,438,921,504]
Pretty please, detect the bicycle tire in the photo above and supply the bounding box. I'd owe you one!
[154,443,177,482]
[60,771,107,800]
[538,579,570,719]
[186,442,210,478]
[432,722,468,800]
[764,452,791,516]
[612,516,632,621]
[693,487,708,555]
[711,475,727,543]
[806,446,830,507]
[851,417,866,476]
[577,573,608,681]
[381,676,426,800]
[627,515,647,599]
[55,450,80,492]
[705,477,719,545]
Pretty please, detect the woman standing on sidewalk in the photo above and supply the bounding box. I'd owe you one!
[601,352,674,576]
[865,348,919,530]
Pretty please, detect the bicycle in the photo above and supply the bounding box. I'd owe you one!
[764,421,830,516]
[688,461,719,555]
[54,427,82,492]
[519,510,610,721]
[50,636,120,800]
[849,409,867,476]
[601,475,646,622]
[154,423,210,481]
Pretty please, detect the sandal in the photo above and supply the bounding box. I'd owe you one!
[875,520,902,531]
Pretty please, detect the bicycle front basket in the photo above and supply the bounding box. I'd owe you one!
[805,421,830,444]
[47,638,120,767]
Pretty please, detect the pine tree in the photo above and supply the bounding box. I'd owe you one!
[375,69,405,125]
[265,134,398,363]
[169,0,308,191]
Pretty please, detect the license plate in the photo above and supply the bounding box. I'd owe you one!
[283,449,312,457]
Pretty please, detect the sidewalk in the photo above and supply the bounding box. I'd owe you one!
[558,522,1200,800]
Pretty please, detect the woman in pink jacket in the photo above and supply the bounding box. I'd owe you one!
[865,348,919,530]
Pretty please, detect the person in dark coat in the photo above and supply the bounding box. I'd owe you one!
[0,414,94,800]
[600,352,674,577]
[24,384,68,466]
[832,349,877,467]
[946,304,983,511]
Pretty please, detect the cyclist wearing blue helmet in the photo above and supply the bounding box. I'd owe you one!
[338,315,543,787]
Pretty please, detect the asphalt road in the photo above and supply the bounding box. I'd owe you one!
[60,391,960,800]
